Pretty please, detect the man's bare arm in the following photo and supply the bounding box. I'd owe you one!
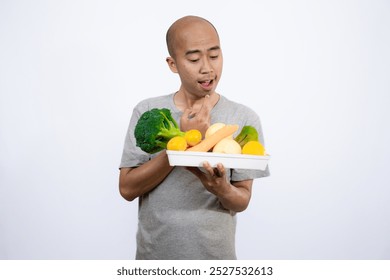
[119,151,174,201]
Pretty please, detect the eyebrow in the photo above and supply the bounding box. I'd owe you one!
[185,46,220,56]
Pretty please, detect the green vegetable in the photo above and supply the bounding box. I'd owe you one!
[134,108,185,154]
[234,125,259,148]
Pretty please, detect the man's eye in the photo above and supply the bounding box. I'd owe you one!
[189,59,199,62]
[210,55,219,59]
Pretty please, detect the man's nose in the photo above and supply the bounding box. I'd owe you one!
[200,57,213,74]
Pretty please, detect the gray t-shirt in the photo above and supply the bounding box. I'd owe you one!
[120,93,270,259]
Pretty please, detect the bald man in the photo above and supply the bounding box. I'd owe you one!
[119,16,269,259]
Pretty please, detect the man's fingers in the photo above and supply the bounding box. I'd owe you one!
[198,94,213,118]
[182,108,194,119]
[202,162,225,179]
[202,161,214,177]
[214,163,225,178]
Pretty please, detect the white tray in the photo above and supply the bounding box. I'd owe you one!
[167,151,270,170]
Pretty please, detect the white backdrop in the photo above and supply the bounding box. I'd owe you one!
[1,0,389,259]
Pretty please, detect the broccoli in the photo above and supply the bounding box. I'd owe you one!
[134,108,185,154]
[234,125,259,148]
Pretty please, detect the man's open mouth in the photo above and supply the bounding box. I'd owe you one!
[198,79,214,89]
[200,80,212,86]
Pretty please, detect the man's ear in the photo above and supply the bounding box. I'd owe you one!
[166,57,178,73]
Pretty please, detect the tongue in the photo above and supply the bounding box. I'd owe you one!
[201,81,211,86]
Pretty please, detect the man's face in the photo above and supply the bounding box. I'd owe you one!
[169,22,223,98]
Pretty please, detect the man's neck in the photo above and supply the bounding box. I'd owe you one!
[174,89,219,112]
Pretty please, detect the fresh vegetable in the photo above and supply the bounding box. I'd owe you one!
[205,123,224,138]
[186,124,239,152]
[242,140,266,155]
[234,126,259,148]
[205,122,234,140]
[167,136,187,151]
[212,138,242,154]
[134,108,185,153]
[184,129,202,146]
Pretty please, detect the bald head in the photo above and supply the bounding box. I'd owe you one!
[166,16,220,58]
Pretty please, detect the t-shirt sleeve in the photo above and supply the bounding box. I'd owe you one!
[119,104,150,169]
[230,166,270,181]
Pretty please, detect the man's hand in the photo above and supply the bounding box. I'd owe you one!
[186,162,253,212]
[180,95,213,136]
[186,162,230,196]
